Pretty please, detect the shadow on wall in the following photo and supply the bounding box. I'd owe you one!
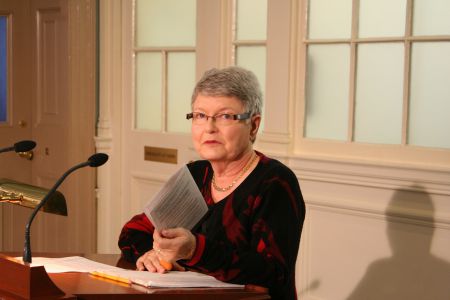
[347,185,450,300]
[298,279,320,298]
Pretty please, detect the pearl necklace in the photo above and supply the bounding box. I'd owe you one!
[212,153,258,192]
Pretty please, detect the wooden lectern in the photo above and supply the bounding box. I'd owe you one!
[0,254,74,299]
[0,253,270,300]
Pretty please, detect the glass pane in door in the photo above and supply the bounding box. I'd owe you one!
[236,0,267,40]
[135,52,162,131]
[136,0,196,47]
[167,52,196,133]
[236,46,266,129]
[236,46,266,99]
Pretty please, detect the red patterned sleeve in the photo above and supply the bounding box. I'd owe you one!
[118,213,155,263]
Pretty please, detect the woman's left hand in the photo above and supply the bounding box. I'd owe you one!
[153,228,196,263]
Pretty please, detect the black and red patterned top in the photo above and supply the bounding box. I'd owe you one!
[118,152,305,300]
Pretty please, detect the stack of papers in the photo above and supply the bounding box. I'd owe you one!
[22,256,243,289]
[144,165,208,230]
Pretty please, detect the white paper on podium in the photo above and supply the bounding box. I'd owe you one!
[144,165,208,230]
[20,256,243,288]
[17,256,119,273]
[94,268,244,288]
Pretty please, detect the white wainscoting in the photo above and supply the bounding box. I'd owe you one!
[129,171,168,217]
[292,156,450,300]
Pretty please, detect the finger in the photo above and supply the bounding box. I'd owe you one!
[136,258,146,271]
[154,239,173,253]
[147,256,162,273]
[153,241,161,251]
[156,230,185,249]
[137,253,153,271]
[153,230,175,252]
[142,251,156,272]
[158,231,196,261]
[154,248,173,271]
[145,250,165,273]
[137,250,166,273]
[143,260,157,273]
[154,259,168,273]
[159,259,173,271]
[151,248,170,273]
[153,229,163,242]
[160,227,185,238]
[136,251,150,271]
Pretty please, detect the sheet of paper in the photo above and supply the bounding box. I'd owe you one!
[17,256,119,273]
[144,165,208,230]
[95,268,244,288]
[19,256,243,288]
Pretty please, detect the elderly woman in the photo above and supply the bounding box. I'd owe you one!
[118,66,305,300]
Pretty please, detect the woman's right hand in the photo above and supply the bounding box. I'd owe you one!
[136,249,185,273]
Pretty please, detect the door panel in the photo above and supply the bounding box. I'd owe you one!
[1,0,96,253]
[31,0,69,252]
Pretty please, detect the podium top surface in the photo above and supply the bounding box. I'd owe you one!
[0,252,270,300]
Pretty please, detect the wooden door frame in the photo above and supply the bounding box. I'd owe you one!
[95,0,124,254]
[64,0,97,253]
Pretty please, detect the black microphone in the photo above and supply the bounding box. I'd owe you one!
[23,153,109,263]
[0,140,36,154]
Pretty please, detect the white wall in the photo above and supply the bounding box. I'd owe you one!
[292,157,450,299]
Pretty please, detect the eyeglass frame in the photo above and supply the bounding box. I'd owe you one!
[186,111,252,125]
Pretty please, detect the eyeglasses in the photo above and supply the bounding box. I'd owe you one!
[186,112,251,126]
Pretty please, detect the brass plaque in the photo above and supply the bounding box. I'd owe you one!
[144,146,178,164]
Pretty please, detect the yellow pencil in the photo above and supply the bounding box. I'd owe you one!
[90,271,131,284]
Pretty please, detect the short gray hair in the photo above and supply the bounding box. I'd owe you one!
[191,66,263,115]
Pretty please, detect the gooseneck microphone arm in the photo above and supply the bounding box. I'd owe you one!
[23,153,109,264]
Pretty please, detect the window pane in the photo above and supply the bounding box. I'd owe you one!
[409,42,450,149]
[305,44,350,141]
[358,0,406,37]
[136,0,196,47]
[167,52,195,133]
[413,0,450,36]
[236,46,266,129]
[308,0,352,39]
[0,16,7,122]
[236,0,267,40]
[354,43,404,144]
[236,46,266,99]
[135,52,162,130]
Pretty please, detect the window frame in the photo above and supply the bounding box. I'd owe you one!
[132,0,197,133]
[294,0,450,168]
